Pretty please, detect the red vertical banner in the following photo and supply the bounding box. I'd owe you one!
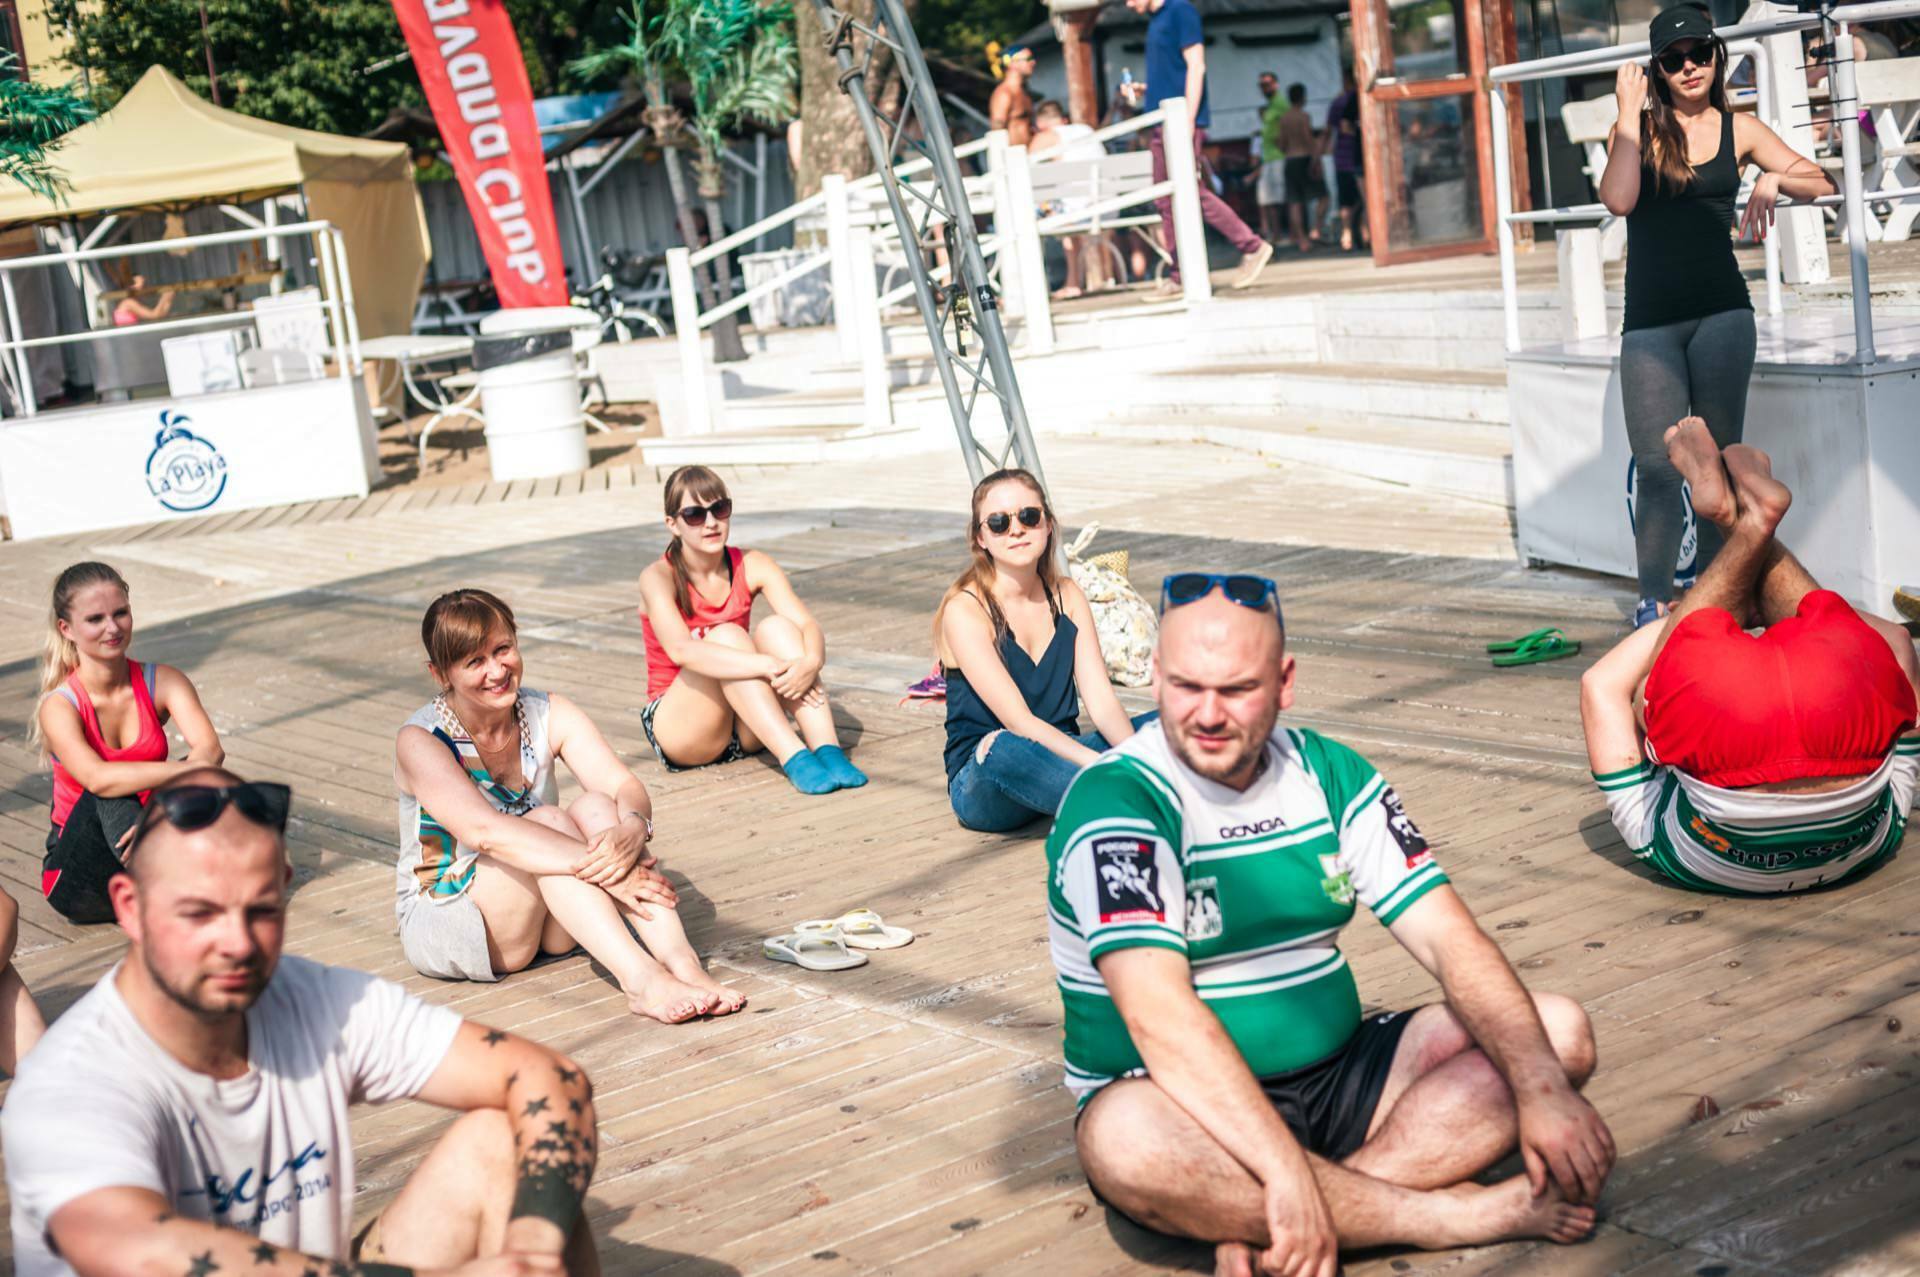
[392,0,568,307]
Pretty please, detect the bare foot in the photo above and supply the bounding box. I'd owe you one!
[1723,444,1792,535]
[1213,1241,1256,1277]
[1446,1176,1597,1246]
[665,956,748,1015]
[1663,417,1737,529]
[625,970,721,1024]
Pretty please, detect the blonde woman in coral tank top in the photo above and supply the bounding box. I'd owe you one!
[638,466,865,795]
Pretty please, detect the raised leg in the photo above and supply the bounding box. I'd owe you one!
[468,806,718,1024]
[1679,307,1757,578]
[567,794,743,1015]
[752,615,839,750]
[0,889,45,1075]
[1077,1079,1596,1254]
[1653,425,1791,676]
[359,1108,601,1277]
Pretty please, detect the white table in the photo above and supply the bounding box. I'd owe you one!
[352,333,480,465]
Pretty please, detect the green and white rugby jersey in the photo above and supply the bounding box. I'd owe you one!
[1595,738,1920,895]
[1046,720,1449,1106]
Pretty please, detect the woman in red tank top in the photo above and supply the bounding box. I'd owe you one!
[637,466,866,795]
[32,562,224,924]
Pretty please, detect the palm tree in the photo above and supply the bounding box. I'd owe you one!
[661,0,798,363]
[570,2,748,362]
[0,56,97,198]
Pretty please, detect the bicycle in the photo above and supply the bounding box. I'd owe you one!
[570,247,670,343]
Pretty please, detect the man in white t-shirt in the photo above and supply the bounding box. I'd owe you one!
[3,768,602,1277]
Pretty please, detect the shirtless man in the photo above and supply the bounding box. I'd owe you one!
[1054,574,1613,1276]
[1582,419,1920,894]
[991,44,1037,148]
[4,768,602,1277]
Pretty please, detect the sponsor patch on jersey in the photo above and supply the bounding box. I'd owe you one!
[1093,835,1164,923]
[1217,815,1287,839]
[1185,877,1223,940]
[1380,786,1431,867]
[1318,853,1356,906]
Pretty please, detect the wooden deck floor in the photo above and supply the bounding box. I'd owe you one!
[0,439,1912,1276]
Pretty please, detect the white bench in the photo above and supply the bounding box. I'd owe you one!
[1028,151,1169,282]
[1559,96,1627,263]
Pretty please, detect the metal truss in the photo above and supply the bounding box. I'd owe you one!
[809,0,1045,489]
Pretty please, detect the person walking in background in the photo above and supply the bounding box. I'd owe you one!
[1279,83,1327,253]
[1128,0,1273,298]
[1599,2,1833,630]
[1322,66,1369,252]
[1256,73,1289,244]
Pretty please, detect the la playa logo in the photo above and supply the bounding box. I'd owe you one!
[145,410,229,512]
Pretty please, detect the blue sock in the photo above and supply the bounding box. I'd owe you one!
[780,748,837,795]
[811,744,868,789]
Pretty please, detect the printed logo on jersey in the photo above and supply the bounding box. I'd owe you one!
[1093,835,1164,923]
[1218,815,1286,839]
[1379,786,1431,867]
[1185,877,1223,940]
[1687,815,1732,854]
[1318,854,1356,906]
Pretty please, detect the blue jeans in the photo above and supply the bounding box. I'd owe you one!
[947,712,1158,833]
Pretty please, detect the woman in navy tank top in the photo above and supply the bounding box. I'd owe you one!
[934,468,1152,831]
[1598,3,1833,630]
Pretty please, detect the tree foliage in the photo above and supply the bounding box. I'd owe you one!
[35,0,636,136]
[0,54,96,198]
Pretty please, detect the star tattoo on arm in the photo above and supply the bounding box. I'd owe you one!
[508,1054,598,1238]
[522,1096,550,1117]
[483,1029,507,1046]
[251,1242,277,1264]
[187,1253,219,1277]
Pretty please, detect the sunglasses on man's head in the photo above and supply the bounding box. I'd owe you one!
[982,506,1045,536]
[677,497,733,527]
[128,782,292,857]
[1160,572,1283,622]
[1656,42,1717,74]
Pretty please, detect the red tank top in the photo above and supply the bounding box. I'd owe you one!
[49,661,168,831]
[641,547,754,701]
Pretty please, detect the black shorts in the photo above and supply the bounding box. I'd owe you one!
[1284,156,1325,206]
[1079,1008,1419,1221]
[1258,1008,1417,1160]
[1336,170,1362,210]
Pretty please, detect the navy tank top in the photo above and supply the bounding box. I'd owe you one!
[942,593,1082,782]
[1623,109,1751,332]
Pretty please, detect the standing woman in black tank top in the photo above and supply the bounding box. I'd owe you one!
[1599,3,1833,629]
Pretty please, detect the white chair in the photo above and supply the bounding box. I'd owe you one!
[1560,97,1629,263]
[476,307,611,432]
[1854,58,1920,241]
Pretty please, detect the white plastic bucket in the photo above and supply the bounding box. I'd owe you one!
[478,346,588,482]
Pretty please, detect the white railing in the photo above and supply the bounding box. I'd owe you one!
[661,99,1208,435]
[0,221,359,417]
[1491,1,1920,363]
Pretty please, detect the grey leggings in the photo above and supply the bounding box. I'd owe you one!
[1619,307,1756,602]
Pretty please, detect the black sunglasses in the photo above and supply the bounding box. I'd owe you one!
[128,782,292,856]
[677,497,733,527]
[1656,41,1718,74]
[982,506,1045,536]
[1160,572,1283,621]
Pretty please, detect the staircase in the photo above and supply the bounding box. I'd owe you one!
[596,279,1571,505]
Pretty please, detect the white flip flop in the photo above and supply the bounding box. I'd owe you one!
[816,908,914,951]
[763,925,868,971]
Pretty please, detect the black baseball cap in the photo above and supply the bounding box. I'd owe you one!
[1650,4,1715,56]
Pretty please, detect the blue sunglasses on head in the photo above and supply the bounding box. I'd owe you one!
[1160,572,1283,623]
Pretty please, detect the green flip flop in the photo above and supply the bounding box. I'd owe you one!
[1491,630,1582,667]
[1486,626,1562,655]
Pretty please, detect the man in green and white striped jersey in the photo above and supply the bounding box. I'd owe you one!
[1053,575,1613,1277]
[1583,420,1920,896]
